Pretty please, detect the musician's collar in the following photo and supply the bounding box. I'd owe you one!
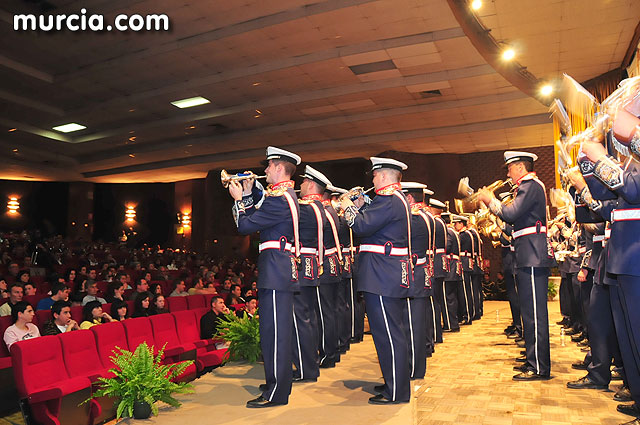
[321,199,332,206]
[302,193,323,201]
[516,172,536,186]
[272,180,295,190]
[375,182,402,195]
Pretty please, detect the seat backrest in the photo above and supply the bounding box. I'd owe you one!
[166,296,188,312]
[0,316,14,357]
[186,294,205,310]
[35,310,52,333]
[150,314,180,350]
[193,308,209,333]
[59,330,104,378]
[122,317,155,353]
[96,281,109,296]
[203,293,215,308]
[70,305,84,324]
[11,336,69,397]
[24,294,46,308]
[91,321,128,368]
[171,310,200,345]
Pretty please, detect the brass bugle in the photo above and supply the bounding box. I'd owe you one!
[220,169,266,188]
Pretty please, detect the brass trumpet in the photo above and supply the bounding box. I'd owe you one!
[220,169,266,188]
[454,177,513,214]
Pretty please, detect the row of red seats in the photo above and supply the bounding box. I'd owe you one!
[12,308,228,425]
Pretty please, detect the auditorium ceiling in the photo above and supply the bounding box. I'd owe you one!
[0,0,638,182]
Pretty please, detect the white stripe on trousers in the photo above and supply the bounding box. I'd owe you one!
[406,298,415,377]
[442,280,450,329]
[462,273,470,320]
[430,296,437,339]
[379,295,396,401]
[268,290,278,401]
[292,306,303,380]
[316,287,327,363]
[530,267,540,374]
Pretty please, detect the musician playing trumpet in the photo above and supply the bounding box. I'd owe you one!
[477,151,554,381]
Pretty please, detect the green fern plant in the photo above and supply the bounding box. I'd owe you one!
[85,342,194,419]
[215,311,261,363]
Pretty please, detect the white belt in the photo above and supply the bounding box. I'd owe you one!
[450,254,459,260]
[259,241,292,252]
[611,208,640,223]
[578,247,586,254]
[593,235,605,243]
[605,228,611,239]
[461,252,472,257]
[300,247,317,255]
[324,247,338,256]
[513,225,547,239]
[435,248,446,254]
[342,247,351,254]
[359,244,409,256]
[426,249,433,255]
[416,257,427,265]
[510,246,515,252]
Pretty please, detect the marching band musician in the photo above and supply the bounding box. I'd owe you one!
[468,220,485,320]
[341,157,412,404]
[293,165,329,383]
[228,146,301,407]
[401,182,431,379]
[499,219,522,340]
[428,198,448,342]
[457,216,474,325]
[478,151,554,381]
[442,213,463,332]
[420,188,439,357]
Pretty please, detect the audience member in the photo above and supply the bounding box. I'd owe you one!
[0,283,24,316]
[150,283,164,297]
[3,301,39,350]
[79,300,116,329]
[105,281,125,303]
[132,291,152,318]
[169,279,188,297]
[0,277,7,299]
[42,300,79,335]
[36,282,68,311]
[200,296,230,340]
[152,295,168,315]
[18,270,31,286]
[110,299,129,321]
[128,278,148,300]
[23,282,37,297]
[188,277,217,295]
[228,284,245,305]
[236,296,258,319]
[82,281,106,305]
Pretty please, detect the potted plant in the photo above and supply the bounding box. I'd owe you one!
[216,311,261,363]
[548,279,558,301]
[86,342,194,419]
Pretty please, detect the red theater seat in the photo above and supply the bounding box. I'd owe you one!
[59,330,111,382]
[11,336,98,425]
[69,306,83,324]
[186,294,205,310]
[91,321,128,369]
[24,294,46,308]
[0,316,14,358]
[122,317,155,353]
[167,296,188,312]
[36,310,52,332]
[149,314,195,358]
[171,311,226,369]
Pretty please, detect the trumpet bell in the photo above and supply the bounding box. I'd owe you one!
[220,169,266,188]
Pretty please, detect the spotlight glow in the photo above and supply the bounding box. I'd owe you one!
[471,0,482,10]
[502,48,515,61]
[540,84,553,96]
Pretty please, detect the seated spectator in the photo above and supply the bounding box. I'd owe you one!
[0,283,24,316]
[18,270,31,286]
[169,279,188,297]
[218,278,232,297]
[0,277,7,299]
[42,300,79,335]
[36,282,69,311]
[228,284,245,305]
[188,277,216,295]
[80,300,116,329]
[105,281,126,303]
[69,268,87,303]
[150,283,164,297]
[23,282,37,297]
[236,296,257,319]
[85,268,97,286]
[110,299,129,321]
[128,278,149,300]
[6,262,19,284]
[82,281,106,305]
[200,296,230,340]
[152,295,168,315]
[3,301,39,350]
[131,291,152,318]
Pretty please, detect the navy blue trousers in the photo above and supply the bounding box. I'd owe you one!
[457,272,473,323]
[579,273,593,338]
[404,297,427,379]
[337,279,350,349]
[571,273,587,334]
[611,276,640,405]
[292,286,320,380]
[315,284,338,364]
[443,280,460,330]
[516,267,551,376]
[504,271,522,333]
[585,283,620,385]
[425,289,438,354]
[432,277,445,342]
[363,292,410,402]
[559,273,573,318]
[258,288,293,404]
[471,273,483,319]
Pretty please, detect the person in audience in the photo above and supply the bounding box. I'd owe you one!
[3,301,39,350]
[82,281,106,305]
[86,268,97,286]
[42,300,79,335]
[36,282,68,311]
[132,291,152,318]
[110,299,129,321]
[169,279,189,297]
[105,281,125,303]
[236,296,258,319]
[18,270,31,286]
[79,300,116,329]
[0,283,24,316]
[143,272,153,284]
[188,277,217,295]
[23,282,37,297]
[68,268,86,303]
[0,277,8,299]
[152,295,168,315]
[128,278,148,300]
[228,284,245,305]
[150,283,164,297]
[200,295,230,340]
[7,262,20,283]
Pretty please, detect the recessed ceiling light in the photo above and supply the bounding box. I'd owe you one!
[471,0,482,10]
[540,84,553,96]
[12,149,18,153]
[255,109,262,114]
[52,123,86,133]
[188,125,196,129]
[170,96,210,109]
[129,136,136,142]
[128,108,136,113]
[254,115,262,118]
[8,128,16,132]
[252,82,261,86]
[502,48,515,61]
[129,154,136,158]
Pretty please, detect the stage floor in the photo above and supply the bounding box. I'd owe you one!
[103,300,628,425]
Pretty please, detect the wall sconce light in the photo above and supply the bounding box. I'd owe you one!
[7,197,19,215]
[181,212,191,228]
[125,205,136,222]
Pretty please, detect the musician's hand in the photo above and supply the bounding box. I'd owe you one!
[567,168,586,191]
[353,195,365,208]
[341,197,355,212]
[477,188,494,205]
[577,268,587,282]
[241,171,254,195]
[581,140,607,163]
[229,180,244,201]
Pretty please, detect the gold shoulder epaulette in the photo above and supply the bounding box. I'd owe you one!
[410,204,422,215]
[298,198,314,205]
[266,186,287,197]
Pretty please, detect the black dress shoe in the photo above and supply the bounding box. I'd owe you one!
[611,370,623,381]
[513,364,529,372]
[620,418,640,425]
[520,350,526,355]
[513,370,551,381]
[368,394,408,405]
[515,356,527,363]
[564,328,580,336]
[580,346,591,352]
[507,333,521,339]
[319,360,336,369]
[246,396,286,408]
[614,386,633,402]
[617,403,640,417]
[349,337,360,344]
[450,328,461,332]
[578,339,590,347]
[571,362,588,370]
[515,340,525,348]
[556,318,568,325]
[258,383,268,392]
[567,375,607,390]
[293,377,317,383]
[571,333,586,343]
[374,384,385,393]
